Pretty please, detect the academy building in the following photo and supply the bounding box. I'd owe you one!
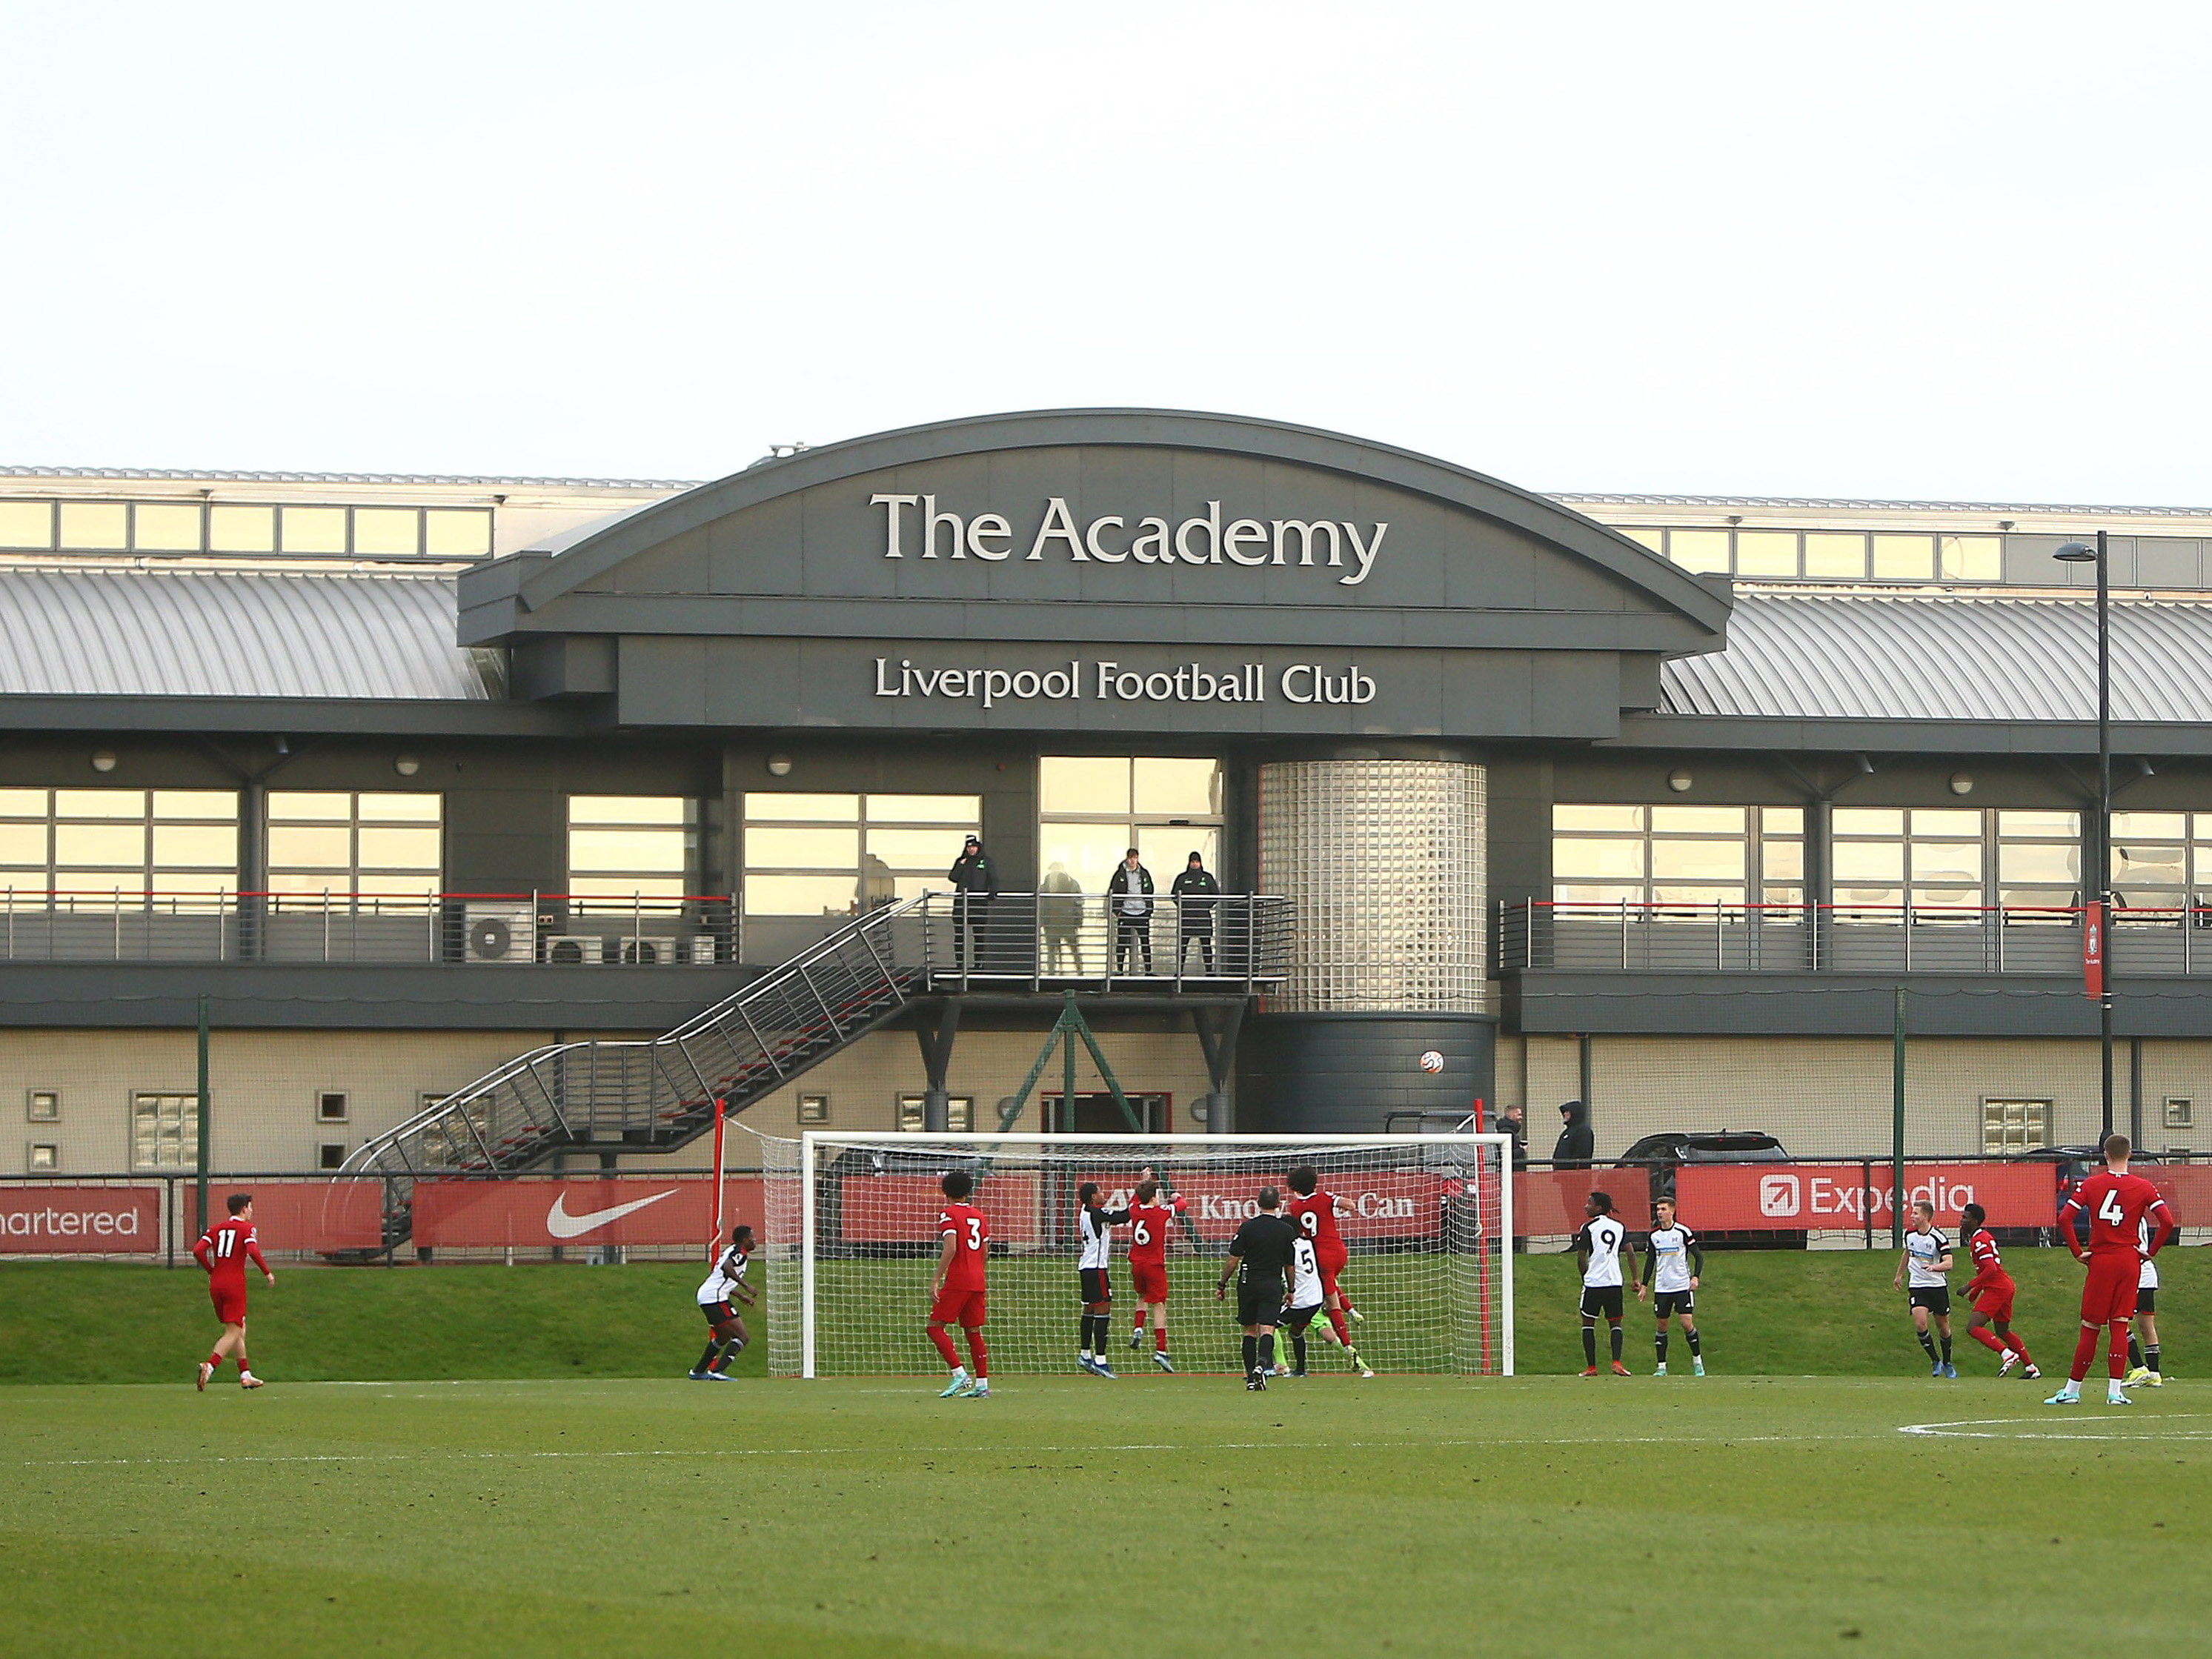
[4,408,2211,1180]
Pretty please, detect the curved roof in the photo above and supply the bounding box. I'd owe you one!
[0,567,500,701]
[496,407,1732,634]
[1662,590,2212,723]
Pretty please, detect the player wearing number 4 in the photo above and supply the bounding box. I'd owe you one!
[1125,1172,1184,1372]
[2047,1134,2173,1407]
[193,1192,274,1390]
[1641,1197,1704,1376]
[928,1170,992,1400]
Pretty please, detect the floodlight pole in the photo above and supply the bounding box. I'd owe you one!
[2059,533,2116,1142]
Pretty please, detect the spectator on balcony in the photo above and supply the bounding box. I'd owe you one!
[947,835,998,971]
[1170,852,1220,974]
[857,852,897,913]
[1552,1100,1593,1169]
[1108,848,1155,974]
[1040,861,1085,974]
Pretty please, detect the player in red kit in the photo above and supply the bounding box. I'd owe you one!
[2046,1134,2173,1406]
[1123,1171,1184,1372]
[1958,1202,2037,1380]
[193,1192,273,1390]
[1285,1165,1373,1374]
[927,1168,991,1400]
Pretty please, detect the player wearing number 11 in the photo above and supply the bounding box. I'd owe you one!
[2047,1134,2173,1407]
[928,1170,992,1400]
[193,1192,274,1391]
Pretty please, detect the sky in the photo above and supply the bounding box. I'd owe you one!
[2,2,2208,503]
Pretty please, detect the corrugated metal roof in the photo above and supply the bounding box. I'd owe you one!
[0,568,501,700]
[1663,590,2212,723]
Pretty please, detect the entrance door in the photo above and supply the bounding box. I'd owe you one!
[1042,1091,1170,1134]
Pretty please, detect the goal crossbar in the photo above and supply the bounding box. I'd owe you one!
[784,1131,1514,1380]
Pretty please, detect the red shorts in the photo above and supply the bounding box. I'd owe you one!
[930,1287,986,1329]
[1318,1248,1348,1301]
[210,1286,247,1326]
[1129,1260,1169,1304]
[1970,1284,2014,1323]
[2080,1254,2141,1326]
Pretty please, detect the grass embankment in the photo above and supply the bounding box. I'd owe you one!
[1,1249,2200,1383]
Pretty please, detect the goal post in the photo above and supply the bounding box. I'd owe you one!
[765,1131,1512,1380]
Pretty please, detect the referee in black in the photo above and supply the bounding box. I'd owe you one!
[1216,1186,1300,1391]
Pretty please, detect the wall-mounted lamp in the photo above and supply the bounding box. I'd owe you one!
[765,754,794,777]
[393,755,420,777]
[1667,768,1693,794]
[90,749,117,774]
[1948,773,1974,797]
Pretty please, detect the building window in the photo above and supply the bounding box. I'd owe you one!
[1636,527,2002,585]
[897,1094,974,1132]
[27,1090,59,1122]
[131,1091,199,1170]
[798,1093,829,1125]
[1994,811,2080,912]
[2110,811,2212,916]
[268,791,442,898]
[2166,1097,2194,1130]
[0,788,238,906]
[1831,808,1982,917]
[568,796,694,906]
[742,794,981,918]
[1982,1097,2051,1156]
[316,1091,349,1123]
[0,499,491,560]
[1039,757,1223,897]
[27,1143,58,1171]
[1550,805,1801,915]
[317,1143,348,1171]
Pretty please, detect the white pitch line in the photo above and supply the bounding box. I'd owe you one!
[1899,1412,2212,1440]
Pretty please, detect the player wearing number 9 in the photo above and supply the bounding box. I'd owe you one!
[2046,1133,2174,1407]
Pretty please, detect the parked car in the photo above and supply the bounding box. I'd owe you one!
[1615,1131,1801,1247]
[2003,1144,2162,1247]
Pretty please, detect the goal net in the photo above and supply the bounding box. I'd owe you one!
[760,1132,1512,1378]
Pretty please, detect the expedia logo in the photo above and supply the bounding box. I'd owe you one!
[1758,1174,1802,1217]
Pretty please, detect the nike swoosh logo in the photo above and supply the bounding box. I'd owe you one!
[545,1188,679,1239]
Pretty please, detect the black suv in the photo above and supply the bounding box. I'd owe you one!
[1615,1131,1800,1246]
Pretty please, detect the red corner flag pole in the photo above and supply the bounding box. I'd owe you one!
[709,1095,727,1260]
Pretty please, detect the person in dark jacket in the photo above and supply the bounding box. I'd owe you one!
[1552,1100,1594,1169]
[1169,851,1220,973]
[1497,1102,1530,1172]
[1106,848,1155,974]
[947,835,998,971]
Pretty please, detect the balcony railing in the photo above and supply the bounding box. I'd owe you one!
[1498,898,2212,976]
[0,890,736,965]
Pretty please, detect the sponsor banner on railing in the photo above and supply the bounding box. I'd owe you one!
[2141,1166,2212,1229]
[411,1177,763,1249]
[184,1180,387,1254]
[0,1186,161,1253]
[1675,1163,2057,1231]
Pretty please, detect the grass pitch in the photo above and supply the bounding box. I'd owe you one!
[5,1373,2211,1658]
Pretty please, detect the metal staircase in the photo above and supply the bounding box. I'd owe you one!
[345,897,932,1183]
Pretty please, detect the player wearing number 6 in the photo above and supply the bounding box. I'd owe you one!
[1125,1172,1184,1372]
[2046,1133,2173,1407]
[928,1170,992,1400]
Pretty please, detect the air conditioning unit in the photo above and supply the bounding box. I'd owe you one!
[674,934,719,965]
[545,934,608,966]
[617,935,681,965]
[463,902,537,964]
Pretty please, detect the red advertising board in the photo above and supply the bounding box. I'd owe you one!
[1675,1163,2058,1232]
[2142,1166,2212,1229]
[1514,1168,1652,1235]
[184,1180,387,1254]
[0,1186,161,1254]
[836,1173,1043,1246]
[411,1177,764,1249]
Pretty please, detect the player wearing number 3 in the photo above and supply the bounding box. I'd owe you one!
[2046,1133,2173,1407]
[928,1169,992,1400]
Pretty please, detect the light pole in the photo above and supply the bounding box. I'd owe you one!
[2055,533,2113,1139]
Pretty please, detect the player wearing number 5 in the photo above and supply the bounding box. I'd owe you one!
[193,1192,274,1391]
[928,1170,992,1400]
[2047,1134,2173,1407]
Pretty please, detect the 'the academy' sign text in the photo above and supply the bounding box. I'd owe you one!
[870,493,1386,587]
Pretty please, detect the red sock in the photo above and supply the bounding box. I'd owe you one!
[206,1352,222,1368]
[2070,1324,2099,1383]
[2003,1333,2030,1362]
[1327,1309,1351,1347]
[1968,1327,2006,1355]
[1132,1309,1147,1333]
[2109,1329,2130,1381]
[236,1356,250,1374]
[927,1326,960,1369]
[966,1330,989,1379]
[1154,1327,1169,1353]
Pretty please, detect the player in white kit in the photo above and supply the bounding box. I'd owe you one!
[691,1223,756,1380]
[1575,1191,1642,1377]
[1641,1197,1705,1377]
[2127,1217,2167,1387]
